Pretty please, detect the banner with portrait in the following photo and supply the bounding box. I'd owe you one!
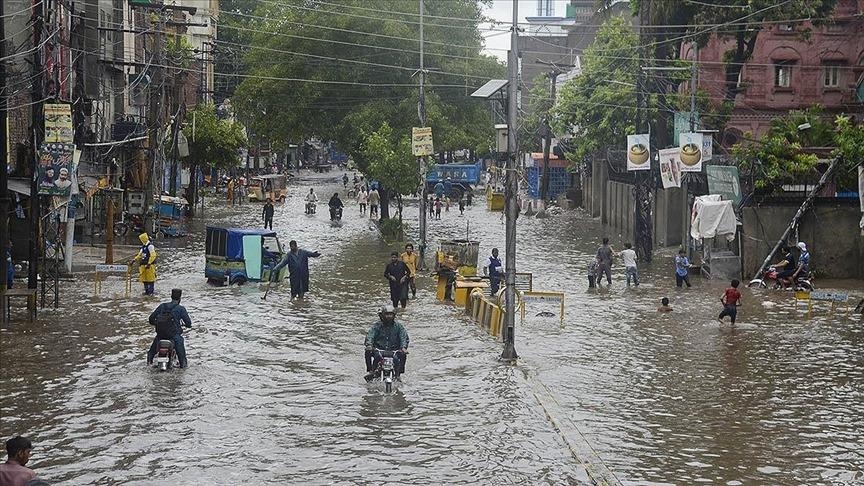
[658,148,682,189]
[38,142,76,196]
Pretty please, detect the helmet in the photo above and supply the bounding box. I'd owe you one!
[378,305,395,316]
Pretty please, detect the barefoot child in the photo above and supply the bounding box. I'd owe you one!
[718,279,742,324]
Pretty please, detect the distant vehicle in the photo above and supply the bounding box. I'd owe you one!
[204,226,286,286]
[426,161,483,200]
[155,195,188,237]
[248,174,288,203]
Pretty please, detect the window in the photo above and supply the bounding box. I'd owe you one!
[823,62,843,87]
[774,61,793,88]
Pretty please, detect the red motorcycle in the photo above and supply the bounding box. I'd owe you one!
[748,267,814,291]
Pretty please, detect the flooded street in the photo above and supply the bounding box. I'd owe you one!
[2,172,863,485]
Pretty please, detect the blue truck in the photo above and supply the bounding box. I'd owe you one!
[426,161,483,199]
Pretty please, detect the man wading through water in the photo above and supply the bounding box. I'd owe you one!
[384,251,410,309]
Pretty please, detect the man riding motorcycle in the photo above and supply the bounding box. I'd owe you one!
[328,192,344,221]
[364,305,409,382]
[147,288,192,367]
[305,188,318,214]
[770,245,797,289]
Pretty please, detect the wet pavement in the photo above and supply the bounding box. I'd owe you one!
[2,170,863,485]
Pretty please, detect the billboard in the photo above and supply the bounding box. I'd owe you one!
[626,133,650,171]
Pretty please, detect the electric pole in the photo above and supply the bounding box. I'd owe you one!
[416,0,428,270]
[501,0,519,362]
[536,61,572,205]
[145,10,165,234]
[0,0,8,294]
[29,0,45,290]
[633,1,653,263]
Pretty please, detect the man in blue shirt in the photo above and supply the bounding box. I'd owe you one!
[487,248,503,295]
[271,240,321,299]
[675,249,692,288]
[147,288,192,367]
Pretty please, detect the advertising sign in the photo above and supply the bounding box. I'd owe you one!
[38,142,76,196]
[412,127,434,156]
[702,134,713,162]
[706,166,742,205]
[44,103,73,143]
[678,132,704,172]
[658,148,681,189]
[626,133,650,171]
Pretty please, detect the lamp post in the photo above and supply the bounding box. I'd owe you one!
[500,0,519,362]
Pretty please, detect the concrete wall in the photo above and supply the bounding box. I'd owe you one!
[603,181,635,243]
[741,201,864,279]
[653,187,684,248]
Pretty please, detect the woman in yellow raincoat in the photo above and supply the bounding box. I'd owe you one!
[135,233,157,295]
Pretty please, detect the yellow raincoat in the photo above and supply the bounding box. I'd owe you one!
[135,233,157,283]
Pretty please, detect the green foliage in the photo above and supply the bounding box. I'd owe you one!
[232,0,503,156]
[552,16,641,161]
[182,104,247,170]
[166,36,195,68]
[361,122,417,198]
[732,107,862,193]
[378,217,405,242]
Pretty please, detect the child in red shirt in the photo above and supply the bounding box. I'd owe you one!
[718,279,742,324]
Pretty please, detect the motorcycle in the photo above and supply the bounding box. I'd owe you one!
[329,206,343,221]
[371,349,402,393]
[305,202,317,214]
[154,339,178,371]
[748,267,814,291]
[113,212,144,236]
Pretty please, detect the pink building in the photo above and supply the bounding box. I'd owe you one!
[686,0,864,145]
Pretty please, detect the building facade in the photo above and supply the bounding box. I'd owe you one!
[690,0,864,144]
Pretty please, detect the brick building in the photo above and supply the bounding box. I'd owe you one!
[687,0,864,145]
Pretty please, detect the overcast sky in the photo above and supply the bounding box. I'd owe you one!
[481,0,571,61]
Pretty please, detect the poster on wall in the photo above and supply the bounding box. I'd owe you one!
[678,132,704,172]
[658,148,681,189]
[626,133,650,171]
[44,103,73,143]
[38,142,76,196]
[702,134,713,162]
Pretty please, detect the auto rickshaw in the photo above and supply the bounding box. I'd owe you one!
[204,226,286,285]
[248,174,288,202]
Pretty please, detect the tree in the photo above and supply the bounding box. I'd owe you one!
[552,16,642,162]
[732,107,863,194]
[233,0,502,154]
[182,104,247,213]
[361,122,416,225]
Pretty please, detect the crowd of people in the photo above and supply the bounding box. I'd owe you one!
[583,236,813,325]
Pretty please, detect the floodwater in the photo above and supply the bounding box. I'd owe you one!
[2,171,863,485]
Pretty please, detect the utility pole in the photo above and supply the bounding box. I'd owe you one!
[0,0,8,294]
[416,0,428,270]
[145,10,165,234]
[536,61,572,205]
[501,0,519,362]
[633,1,653,263]
[29,0,45,290]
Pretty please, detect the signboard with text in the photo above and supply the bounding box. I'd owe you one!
[706,166,742,205]
[412,127,434,156]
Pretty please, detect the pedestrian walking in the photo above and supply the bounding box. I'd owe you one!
[428,196,435,218]
[368,187,380,219]
[619,242,638,286]
[466,190,473,206]
[486,248,503,295]
[434,197,442,219]
[458,197,465,215]
[271,240,321,299]
[401,244,418,298]
[236,181,246,205]
[262,198,275,230]
[384,251,410,309]
[718,279,742,325]
[0,436,37,486]
[226,178,235,206]
[357,188,368,215]
[134,232,157,295]
[595,237,614,286]
[675,249,692,288]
